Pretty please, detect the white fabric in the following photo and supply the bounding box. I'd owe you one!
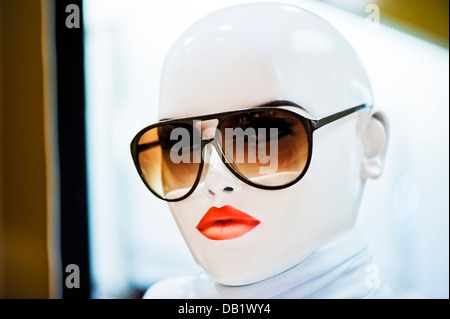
[144,228,392,299]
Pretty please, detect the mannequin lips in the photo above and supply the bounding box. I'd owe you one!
[196,205,260,240]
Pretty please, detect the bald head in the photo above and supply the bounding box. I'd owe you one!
[158,3,372,120]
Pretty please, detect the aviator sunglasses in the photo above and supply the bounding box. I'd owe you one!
[130,101,371,201]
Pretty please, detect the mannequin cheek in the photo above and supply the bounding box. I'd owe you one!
[303,120,364,233]
[166,192,211,240]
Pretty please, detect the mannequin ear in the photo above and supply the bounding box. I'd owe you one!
[360,111,389,180]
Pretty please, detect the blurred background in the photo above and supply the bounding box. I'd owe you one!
[0,0,448,298]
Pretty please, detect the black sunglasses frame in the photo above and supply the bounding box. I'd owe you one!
[130,100,371,202]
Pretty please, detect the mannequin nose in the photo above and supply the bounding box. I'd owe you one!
[203,147,238,196]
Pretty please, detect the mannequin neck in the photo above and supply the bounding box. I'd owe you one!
[144,227,392,299]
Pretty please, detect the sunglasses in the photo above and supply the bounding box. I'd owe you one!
[130,101,371,201]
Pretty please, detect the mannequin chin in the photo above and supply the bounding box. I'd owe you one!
[148,3,389,289]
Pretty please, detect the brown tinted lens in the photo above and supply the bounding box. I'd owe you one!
[136,123,201,200]
[219,109,309,186]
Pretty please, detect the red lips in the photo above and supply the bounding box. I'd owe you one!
[196,205,260,240]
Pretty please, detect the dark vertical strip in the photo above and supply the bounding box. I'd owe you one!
[53,0,91,298]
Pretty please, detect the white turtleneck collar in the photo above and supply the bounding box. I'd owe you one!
[144,228,392,299]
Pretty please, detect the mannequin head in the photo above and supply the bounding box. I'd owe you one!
[141,3,388,285]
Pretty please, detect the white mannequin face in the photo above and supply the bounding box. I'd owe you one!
[155,3,387,285]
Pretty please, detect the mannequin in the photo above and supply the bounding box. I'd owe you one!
[132,3,391,298]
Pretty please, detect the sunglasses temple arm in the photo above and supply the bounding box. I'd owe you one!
[312,104,371,131]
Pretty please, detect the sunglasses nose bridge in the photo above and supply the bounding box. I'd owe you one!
[200,138,224,163]
[194,118,220,140]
